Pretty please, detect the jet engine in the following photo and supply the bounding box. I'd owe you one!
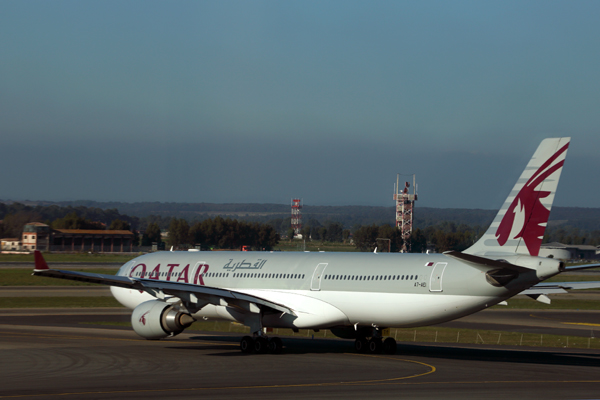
[131,299,195,340]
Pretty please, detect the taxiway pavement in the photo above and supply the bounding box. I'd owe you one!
[1,310,600,399]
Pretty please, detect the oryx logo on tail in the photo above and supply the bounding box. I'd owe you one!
[464,137,570,257]
[495,142,569,256]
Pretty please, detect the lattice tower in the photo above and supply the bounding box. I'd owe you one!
[393,174,417,252]
[291,199,303,235]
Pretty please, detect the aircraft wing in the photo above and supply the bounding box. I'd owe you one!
[32,251,295,316]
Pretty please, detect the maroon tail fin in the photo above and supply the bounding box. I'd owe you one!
[34,250,49,270]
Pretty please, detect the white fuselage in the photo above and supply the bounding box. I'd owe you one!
[110,250,539,330]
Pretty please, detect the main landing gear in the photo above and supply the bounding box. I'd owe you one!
[354,336,397,355]
[240,335,283,354]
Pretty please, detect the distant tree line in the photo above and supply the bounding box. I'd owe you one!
[4,201,600,253]
[352,222,484,253]
[299,220,351,243]
[543,226,600,246]
[0,203,137,239]
[166,216,280,251]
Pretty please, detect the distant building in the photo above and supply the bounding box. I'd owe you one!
[52,229,134,253]
[1,222,135,253]
[22,222,51,252]
[540,242,600,261]
[1,238,21,252]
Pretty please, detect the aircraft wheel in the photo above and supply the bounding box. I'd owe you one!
[354,337,368,353]
[268,337,283,354]
[368,338,383,354]
[383,337,397,355]
[240,336,254,353]
[254,337,269,354]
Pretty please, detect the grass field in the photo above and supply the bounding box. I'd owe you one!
[0,297,123,308]
[0,268,119,286]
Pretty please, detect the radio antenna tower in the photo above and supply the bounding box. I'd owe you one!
[393,174,417,252]
[291,198,303,237]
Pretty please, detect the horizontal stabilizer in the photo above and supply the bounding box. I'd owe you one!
[443,251,531,273]
[520,281,600,296]
[564,263,600,272]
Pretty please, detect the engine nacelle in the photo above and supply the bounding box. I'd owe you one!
[131,300,195,340]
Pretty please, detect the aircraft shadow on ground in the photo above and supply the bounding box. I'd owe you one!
[395,343,600,368]
[171,335,600,367]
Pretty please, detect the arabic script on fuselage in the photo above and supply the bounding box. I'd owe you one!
[222,259,267,272]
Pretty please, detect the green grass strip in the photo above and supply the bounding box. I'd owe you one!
[0,268,119,286]
[0,297,124,308]
[0,253,136,263]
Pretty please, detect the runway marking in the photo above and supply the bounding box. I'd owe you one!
[530,313,600,327]
[529,313,556,321]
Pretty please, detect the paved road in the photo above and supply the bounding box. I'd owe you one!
[1,322,599,399]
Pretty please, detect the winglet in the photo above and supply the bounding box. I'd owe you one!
[33,250,49,271]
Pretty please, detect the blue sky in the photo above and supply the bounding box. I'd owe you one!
[1,0,599,209]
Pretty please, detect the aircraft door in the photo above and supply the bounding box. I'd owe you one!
[310,263,328,291]
[429,262,447,292]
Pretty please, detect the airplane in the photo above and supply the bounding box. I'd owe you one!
[33,137,600,354]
